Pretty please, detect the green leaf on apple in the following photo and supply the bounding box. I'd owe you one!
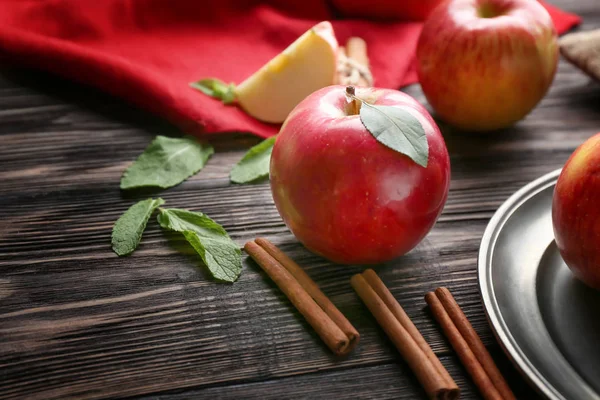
[190,78,237,104]
[359,103,429,167]
[230,136,276,184]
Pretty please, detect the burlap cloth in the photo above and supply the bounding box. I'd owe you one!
[560,29,600,81]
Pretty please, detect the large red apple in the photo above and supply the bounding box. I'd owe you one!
[417,0,558,131]
[270,85,451,265]
[553,133,600,289]
[330,0,444,21]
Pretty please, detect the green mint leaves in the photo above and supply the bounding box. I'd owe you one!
[359,102,429,168]
[157,209,242,282]
[230,136,276,184]
[190,78,237,104]
[111,201,242,282]
[121,136,214,190]
[111,198,165,256]
[111,131,271,281]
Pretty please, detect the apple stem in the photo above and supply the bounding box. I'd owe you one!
[345,85,361,115]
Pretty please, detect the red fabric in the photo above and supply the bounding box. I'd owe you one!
[0,1,580,138]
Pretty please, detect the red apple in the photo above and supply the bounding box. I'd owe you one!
[553,133,600,289]
[270,85,451,265]
[417,0,558,131]
[330,0,444,21]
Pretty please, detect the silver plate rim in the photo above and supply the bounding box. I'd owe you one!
[478,168,562,400]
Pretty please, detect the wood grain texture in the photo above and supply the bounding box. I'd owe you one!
[1,1,599,398]
[135,347,539,400]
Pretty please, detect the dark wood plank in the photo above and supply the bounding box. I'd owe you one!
[134,348,539,400]
[1,0,599,398]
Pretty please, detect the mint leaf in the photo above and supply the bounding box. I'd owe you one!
[157,208,228,238]
[157,208,242,282]
[182,233,241,282]
[121,136,214,190]
[230,136,276,184]
[190,78,237,104]
[359,103,429,167]
[112,198,165,256]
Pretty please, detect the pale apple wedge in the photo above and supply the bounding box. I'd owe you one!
[235,22,338,123]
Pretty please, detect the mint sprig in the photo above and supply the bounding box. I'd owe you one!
[230,136,276,184]
[190,78,237,104]
[121,136,214,190]
[111,201,242,282]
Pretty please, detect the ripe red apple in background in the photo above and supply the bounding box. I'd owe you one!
[553,133,600,289]
[270,85,451,265]
[330,0,444,21]
[417,0,558,131]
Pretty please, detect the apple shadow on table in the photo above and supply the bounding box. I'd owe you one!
[438,119,529,153]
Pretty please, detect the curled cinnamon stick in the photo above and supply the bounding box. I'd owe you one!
[244,239,358,355]
[351,270,459,400]
[426,288,515,400]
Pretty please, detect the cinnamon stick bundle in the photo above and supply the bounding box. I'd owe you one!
[351,269,459,400]
[244,238,359,355]
[426,288,516,400]
[336,37,374,87]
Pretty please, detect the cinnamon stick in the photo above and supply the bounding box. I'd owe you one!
[351,271,459,400]
[244,240,356,356]
[336,36,373,87]
[362,270,456,390]
[431,288,516,400]
[255,238,359,349]
[426,288,515,400]
[346,37,369,70]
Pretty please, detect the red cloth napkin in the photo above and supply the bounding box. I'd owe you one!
[0,0,580,138]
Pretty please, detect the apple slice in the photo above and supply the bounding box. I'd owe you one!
[236,22,338,123]
[191,22,338,124]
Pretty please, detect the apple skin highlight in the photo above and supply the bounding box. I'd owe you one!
[553,133,600,289]
[417,0,558,131]
[270,85,451,265]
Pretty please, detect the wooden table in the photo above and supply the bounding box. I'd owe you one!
[1,1,599,398]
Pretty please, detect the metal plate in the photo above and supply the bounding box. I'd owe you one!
[479,169,600,400]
